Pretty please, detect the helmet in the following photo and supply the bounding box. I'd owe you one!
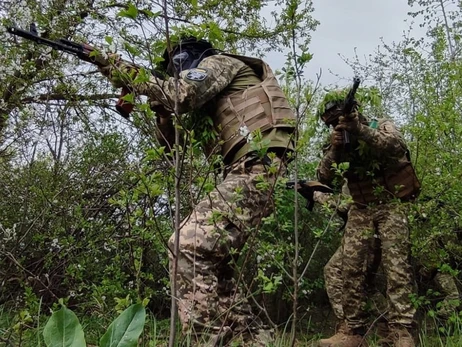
[317,86,383,126]
[160,36,217,75]
[317,89,349,126]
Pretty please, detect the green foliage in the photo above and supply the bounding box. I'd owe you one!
[316,86,383,119]
[4,0,462,345]
[117,4,139,20]
[99,303,146,347]
[43,304,86,347]
[40,303,146,347]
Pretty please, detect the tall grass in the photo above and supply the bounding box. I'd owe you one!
[0,305,461,346]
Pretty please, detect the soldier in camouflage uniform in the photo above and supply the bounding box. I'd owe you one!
[413,198,461,320]
[313,188,387,341]
[323,191,461,339]
[99,37,295,345]
[316,90,421,347]
[416,266,461,319]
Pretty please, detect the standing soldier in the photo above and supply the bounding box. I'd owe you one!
[312,186,387,344]
[99,37,296,346]
[316,89,421,347]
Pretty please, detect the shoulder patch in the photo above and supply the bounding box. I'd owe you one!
[185,68,208,82]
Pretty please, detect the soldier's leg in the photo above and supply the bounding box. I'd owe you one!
[365,237,382,294]
[168,159,280,344]
[341,206,375,331]
[319,208,373,347]
[434,271,461,318]
[364,237,390,338]
[319,245,351,346]
[324,245,345,320]
[376,203,415,326]
[376,203,416,347]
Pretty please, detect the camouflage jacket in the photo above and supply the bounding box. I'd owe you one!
[317,118,419,204]
[112,54,294,164]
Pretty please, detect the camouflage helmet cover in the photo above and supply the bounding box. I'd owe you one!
[317,89,350,125]
[317,86,383,126]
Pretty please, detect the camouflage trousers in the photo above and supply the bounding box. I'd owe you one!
[433,272,461,317]
[417,264,461,318]
[324,236,382,320]
[340,203,416,329]
[168,156,283,346]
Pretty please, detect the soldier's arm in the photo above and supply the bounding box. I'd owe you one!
[356,119,407,158]
[154,108,177,152]
[103,55,243,114]
[316,145,341,186]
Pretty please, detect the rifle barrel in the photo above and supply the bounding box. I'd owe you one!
[7,26,85,57]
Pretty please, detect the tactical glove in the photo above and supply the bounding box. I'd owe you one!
[330,129,344,149]
[335,111,362,135]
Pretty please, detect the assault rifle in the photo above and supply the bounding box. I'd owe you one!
[7,23,145,118]
[341,77,361,149]
[286,180,333,211]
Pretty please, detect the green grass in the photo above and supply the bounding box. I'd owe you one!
[1,305,461,346]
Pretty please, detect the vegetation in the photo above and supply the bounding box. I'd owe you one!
[0,0,461,346]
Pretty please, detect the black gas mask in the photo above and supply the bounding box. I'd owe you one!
[171,48,202,74]
[162,37,216,76]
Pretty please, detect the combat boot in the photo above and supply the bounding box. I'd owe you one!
[377,325,415,347]
[318,322,368,347]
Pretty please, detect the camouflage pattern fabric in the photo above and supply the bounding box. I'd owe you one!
[317,115,417,330]
[324,245,346,320]
[324,233,382,321]
[341,203,415,329]
[416,263,461,318]
[317,118,408,191]
[433,272,461,317]
[102,54,251,114]
[168,157,284,346]
[101,50,294,344]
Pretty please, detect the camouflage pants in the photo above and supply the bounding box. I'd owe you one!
[168,157,283,346]
[434,272,461,317]
[417,265,461,318]
[324,237,382,320]
[341,203,416,329]
[324,246,345,320]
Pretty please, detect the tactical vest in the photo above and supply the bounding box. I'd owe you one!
[347,150,421,206]
[213,53,296,163]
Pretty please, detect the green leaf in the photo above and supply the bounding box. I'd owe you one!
[133,68,150,84]
[43,305,86,347]
[297,52,313,64]
[117,3,139,19]
[105,36,114,45]
[123,42,140,57]
[142,10,161,18]
[121,92,135,104]
[99,303,146,347]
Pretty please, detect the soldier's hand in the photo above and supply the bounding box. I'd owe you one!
[336,111,361,135]
[97,53,120,74]
[90,51,119,67]
[330,129,344,149]
[98,54,139,88]
[150,99,173,119]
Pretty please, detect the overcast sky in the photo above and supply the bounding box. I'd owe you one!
[268,0,425,88]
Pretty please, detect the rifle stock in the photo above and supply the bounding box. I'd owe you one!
[286,180,333,211]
